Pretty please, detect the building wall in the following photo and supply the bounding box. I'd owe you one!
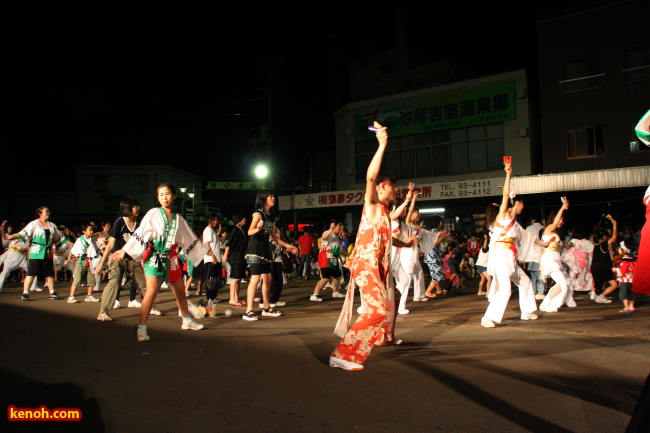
[537,0,650,174]
[335,70,534,191]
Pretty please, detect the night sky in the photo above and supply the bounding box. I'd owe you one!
[6,2,580,193]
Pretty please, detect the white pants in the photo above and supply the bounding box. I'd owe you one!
[395,261,426,311]
[539,270,576,311]
[0,252,27,289]
[485,265,537,323]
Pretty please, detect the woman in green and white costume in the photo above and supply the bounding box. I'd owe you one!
[112,183,208,341]
[6,207,63,301]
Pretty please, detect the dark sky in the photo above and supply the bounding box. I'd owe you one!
[5,2,581,191]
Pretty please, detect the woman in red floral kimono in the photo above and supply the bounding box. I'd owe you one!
[330,122,417,371]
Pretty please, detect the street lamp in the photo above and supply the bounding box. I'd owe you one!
[254,164,269,179]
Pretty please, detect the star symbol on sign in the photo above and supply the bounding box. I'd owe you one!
[305,196,314,207]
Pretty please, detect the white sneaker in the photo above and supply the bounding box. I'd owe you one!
[30,287,44,292]
[332,292,345,298]
[136,326,150,342]
[161,282,169,289]
[128,300,142,308]
[181,318,204,330]
[398,309,410,315]
[310,294,323,302]
[414,297,428,302]
[520,312,538,320]
[67,296,78,304]
[595,294,612,304]
[329,356,364,371]
[262,308,281,317]
[481,317,495,328]
[85,295,100,302]
[589,291,597,300]
[114,300,121,309]
[324,284,333,290]
[150,308,163,316]
[272,301,286,307]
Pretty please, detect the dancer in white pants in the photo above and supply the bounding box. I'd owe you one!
[539,199,576,312]
[482,158,548,328]
[0,239,28,290]
[396,198,427,314]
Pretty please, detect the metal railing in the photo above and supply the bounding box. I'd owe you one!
[559,74,606,93]
[622,65,650,82]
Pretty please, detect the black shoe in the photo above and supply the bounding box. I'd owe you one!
[21,294,29,301]
[49,292,61,300]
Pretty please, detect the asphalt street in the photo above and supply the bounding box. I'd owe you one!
[0,277,648,433]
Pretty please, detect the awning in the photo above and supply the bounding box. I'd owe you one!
[279,166,650,211]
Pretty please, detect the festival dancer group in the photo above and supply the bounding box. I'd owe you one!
[2,111,649,371]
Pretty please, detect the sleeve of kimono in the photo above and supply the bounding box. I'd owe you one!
[18,220,36,243]
[122,209,158,261]
[518,227,541,263]
[178,215,208,267]
[51,224,61,244]
[69,238,84,257]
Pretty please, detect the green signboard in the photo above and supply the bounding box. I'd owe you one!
[354,81,517,142]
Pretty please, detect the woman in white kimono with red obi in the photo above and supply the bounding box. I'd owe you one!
[112,183,208,342]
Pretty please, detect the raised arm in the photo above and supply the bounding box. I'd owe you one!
[607,216,618,245]
[364,121,388,208]
[389,189,413,221]
[499,159,512,217]
[546,197,570,233]
[405,190,418,225]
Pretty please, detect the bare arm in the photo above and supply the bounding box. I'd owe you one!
[392,236,417,249]
[405,191,418,224]
[363,122,389,224]
[389,189,413,221]
[607,216,618,245]
[248,214,263,236]
[270,222,297,254]
[499,161,512,218]
[321,223,336,240]
[545,198,570,234]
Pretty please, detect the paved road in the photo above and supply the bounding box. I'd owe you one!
[0,277,648,433]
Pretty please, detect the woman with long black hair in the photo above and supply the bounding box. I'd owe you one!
[242,189,297,321]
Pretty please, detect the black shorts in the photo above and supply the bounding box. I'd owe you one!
[27,258,54,278]
[249,263,272,276]
[320,267,342,279]
[592,268,615,291]
[229,260,247,280]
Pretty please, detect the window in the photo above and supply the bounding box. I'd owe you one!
[625,47,649,69]
[354,122,505,181]
[567,126,605,158]
[564,58,603,80]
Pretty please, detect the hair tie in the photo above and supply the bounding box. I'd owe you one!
[377,180,389,187]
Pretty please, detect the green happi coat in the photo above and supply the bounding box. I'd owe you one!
[18,219,61,260]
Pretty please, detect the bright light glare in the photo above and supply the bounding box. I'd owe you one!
[254,165,269,178]
[420,208,445,214]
